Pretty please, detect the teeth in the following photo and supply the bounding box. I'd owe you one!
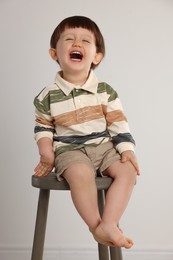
[72,51,81,54]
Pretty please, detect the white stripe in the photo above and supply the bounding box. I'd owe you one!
[108,121,130,136]
[55,118,107,136]
[107,98,123,112]
[50,92,107,116]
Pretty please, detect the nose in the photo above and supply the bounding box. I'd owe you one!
[72,39,82,47]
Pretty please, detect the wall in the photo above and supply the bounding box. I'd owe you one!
[0,0,173,259]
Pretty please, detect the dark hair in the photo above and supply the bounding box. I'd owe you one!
[50,16,105,69]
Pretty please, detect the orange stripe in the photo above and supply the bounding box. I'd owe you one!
[54,105,104,127]
[106,110,127,127]
[102,104,107,115]
[36,117,54,127]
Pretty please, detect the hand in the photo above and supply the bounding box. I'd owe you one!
[34,162,54,177]
[121,150,140,175]
[34,153,55,177]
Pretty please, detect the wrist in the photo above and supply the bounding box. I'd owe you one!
[37,137,53,155]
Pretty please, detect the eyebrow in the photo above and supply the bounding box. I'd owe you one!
[62,30,94,39]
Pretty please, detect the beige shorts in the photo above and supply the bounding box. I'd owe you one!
[55,141,121,181]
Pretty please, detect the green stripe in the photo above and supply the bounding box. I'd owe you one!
[72,89,89,97]
[34,94,50,115]
[97,82,107,93]
[55,142,100,156]
[35,82,118,114]
[50,89,72,104]
[49,88,90,104]
[105,84,118,102]
[55,144,85,156]
[98,82,118,102]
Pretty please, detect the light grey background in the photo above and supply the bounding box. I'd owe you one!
[0,0,173,258]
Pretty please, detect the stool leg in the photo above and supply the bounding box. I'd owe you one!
[97,190,109,260]
[110,246,123,260]
[31,189,50,260]
[98,189,123,260]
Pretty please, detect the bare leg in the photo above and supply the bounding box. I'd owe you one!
[93,160,137,248]
[63,163,101,230]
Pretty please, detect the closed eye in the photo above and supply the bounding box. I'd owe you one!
[65,38,74,41]
[83,39,90,43]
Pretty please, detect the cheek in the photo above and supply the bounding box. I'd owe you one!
[56,46,66,60]
[91,46,98,56]
[90,51,98,62]
[56,40,64,52]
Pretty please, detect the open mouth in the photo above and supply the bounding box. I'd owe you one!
[70,51,83,61]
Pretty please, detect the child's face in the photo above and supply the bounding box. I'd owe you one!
[49,27,103,74]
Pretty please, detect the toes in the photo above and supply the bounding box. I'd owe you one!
[124,238,134,249]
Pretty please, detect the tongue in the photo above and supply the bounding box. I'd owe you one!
[70,53,82,60]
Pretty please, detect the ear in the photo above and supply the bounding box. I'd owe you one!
[92,52,103,65]
[49,48,58,61]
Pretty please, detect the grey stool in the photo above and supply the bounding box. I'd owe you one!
[31,172,123,260]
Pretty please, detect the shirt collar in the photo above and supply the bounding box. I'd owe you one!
[55,70,99,96]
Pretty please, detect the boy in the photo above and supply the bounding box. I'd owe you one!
[34,16,140,248]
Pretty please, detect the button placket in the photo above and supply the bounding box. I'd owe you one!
[73,88,82,121]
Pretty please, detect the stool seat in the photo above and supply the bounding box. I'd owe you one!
[31,173,123,260]
[32,172,113,190]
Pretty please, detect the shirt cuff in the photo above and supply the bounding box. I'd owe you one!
[116,142,135,154]
[35,132,53,142]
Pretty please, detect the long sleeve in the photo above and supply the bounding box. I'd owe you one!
[34,87,55,142]
[104,84,135,154]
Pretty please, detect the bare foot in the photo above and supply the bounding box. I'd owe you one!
[92,223,134,248]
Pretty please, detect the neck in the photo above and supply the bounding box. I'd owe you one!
[61,70,90,86]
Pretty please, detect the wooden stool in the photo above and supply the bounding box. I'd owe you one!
[31,172,123,260]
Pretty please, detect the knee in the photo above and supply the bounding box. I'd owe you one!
[120,162,137,185]
[108,161,137,185]
[63,163,95,185]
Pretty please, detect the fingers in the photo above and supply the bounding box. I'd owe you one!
[121,152,140,175]
[133,161,140,176]
[129,156,140,175]
[34,162,52,177]
[121,155,127,163]
[128,158,140,176]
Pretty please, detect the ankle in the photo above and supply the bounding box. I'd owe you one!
[89,220,101,233]
[99,220,119,229]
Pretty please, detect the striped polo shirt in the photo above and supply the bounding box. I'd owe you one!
[34,70,135,155]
